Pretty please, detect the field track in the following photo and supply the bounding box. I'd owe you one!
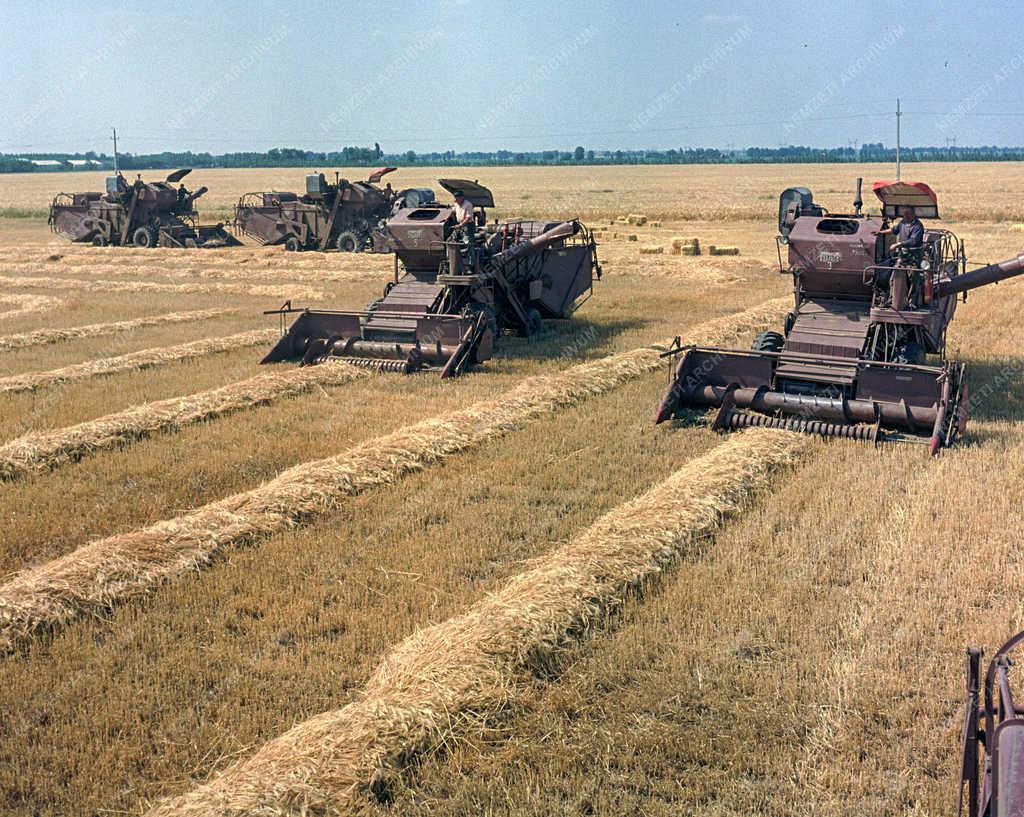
[146,429,809,816]
[0,361,366,479]
[0,307,233,351]
[0,329,277,395]
[0,297,789,653]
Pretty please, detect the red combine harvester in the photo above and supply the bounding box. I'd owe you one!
[261,179,600,377]
[233,167,404,252]
[655,178,1024,452]
[960,630,1024,817]
[48,169,240,248]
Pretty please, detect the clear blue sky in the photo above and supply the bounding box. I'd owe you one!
[1,0,1021,155]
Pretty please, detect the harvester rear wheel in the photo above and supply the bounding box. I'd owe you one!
[132,227,156,248]
[752,331,784,353]
[284,237,302,252]
[91,234,107,247]
[335,230,361,253]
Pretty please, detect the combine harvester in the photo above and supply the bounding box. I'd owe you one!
[261,179,600,376]
[959,630,1024,817]
[655,178,1024,452]
[48,169,240,248]
[233,167,413,252]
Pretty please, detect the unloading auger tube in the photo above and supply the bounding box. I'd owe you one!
[959,628,1024,817]
[261,219,591,378]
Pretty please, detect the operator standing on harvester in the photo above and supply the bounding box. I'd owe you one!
[872,204,925,294]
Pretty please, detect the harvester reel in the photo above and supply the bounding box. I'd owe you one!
[335,230,361,253]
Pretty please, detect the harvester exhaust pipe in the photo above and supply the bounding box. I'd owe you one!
[854,177,863,215]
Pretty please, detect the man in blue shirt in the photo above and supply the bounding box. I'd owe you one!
[875,205,924,253]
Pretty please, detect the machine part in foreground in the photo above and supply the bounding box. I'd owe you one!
[233,167,404,252]
[960,630,1024,817]
[655,177,1024,453]
[48,169,241,248]
[262,179,600,377]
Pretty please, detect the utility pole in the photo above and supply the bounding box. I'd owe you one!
[112,127,119,174]
[895,98,901,180]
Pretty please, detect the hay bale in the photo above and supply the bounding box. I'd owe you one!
[671,236,700,249]
[639,246,664,255]
[144,429,808,816]
[708,245,740,256]
[1010,223,1024,233]
[627,234,638,242]
[0,298,792,654]
[650,221,661,228]
[626,213,648,225]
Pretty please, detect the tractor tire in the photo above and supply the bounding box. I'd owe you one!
[335,230,361,253]
[91,234,107,247]
[132,227,156,248]
[752,330,784,353]
[520,307,543,338]
[284,236,302,252]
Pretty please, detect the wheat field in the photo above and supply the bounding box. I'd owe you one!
[0,163,1022,816]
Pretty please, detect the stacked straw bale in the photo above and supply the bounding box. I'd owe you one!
[708,245,741,256]
[145,429,808,816]
[670,237,701,256]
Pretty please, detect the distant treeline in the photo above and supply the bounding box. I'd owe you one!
[5,143,1024,172]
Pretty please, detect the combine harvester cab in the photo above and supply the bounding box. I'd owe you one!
[960,630,1024,817]
[48,168,240,248]
[233,167,400,252]
[656,179,1024,452]
[261,178,600,377]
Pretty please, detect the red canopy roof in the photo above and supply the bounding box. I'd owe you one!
[871,180,939,218]
[366,167,397,185]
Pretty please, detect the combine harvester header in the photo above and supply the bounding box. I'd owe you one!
[262,179,601,376]
[655,178,1024,453]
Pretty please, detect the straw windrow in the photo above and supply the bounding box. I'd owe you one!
[0,293,63,320]
[0,362,366,479]
[0,297,790,652]
[0,274,325,301]
[146,429,809,816]
[0,308,235,351]
[0,329,278,395]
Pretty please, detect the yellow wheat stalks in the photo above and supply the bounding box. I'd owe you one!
[0,362,365,480]
[0,293,63,320]
[0,297,790,652]
[0,329,277,396]
[147,430,809,816]
[0,260,382,285]
[0,308,234,351]
[0,274,325,301]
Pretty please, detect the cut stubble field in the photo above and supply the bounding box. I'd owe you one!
[0,163,1023,816]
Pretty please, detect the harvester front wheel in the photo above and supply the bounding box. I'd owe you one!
[752,331,784,353]
[335,230,361,253]
[284,237,302,252]
[132,227,156,248]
